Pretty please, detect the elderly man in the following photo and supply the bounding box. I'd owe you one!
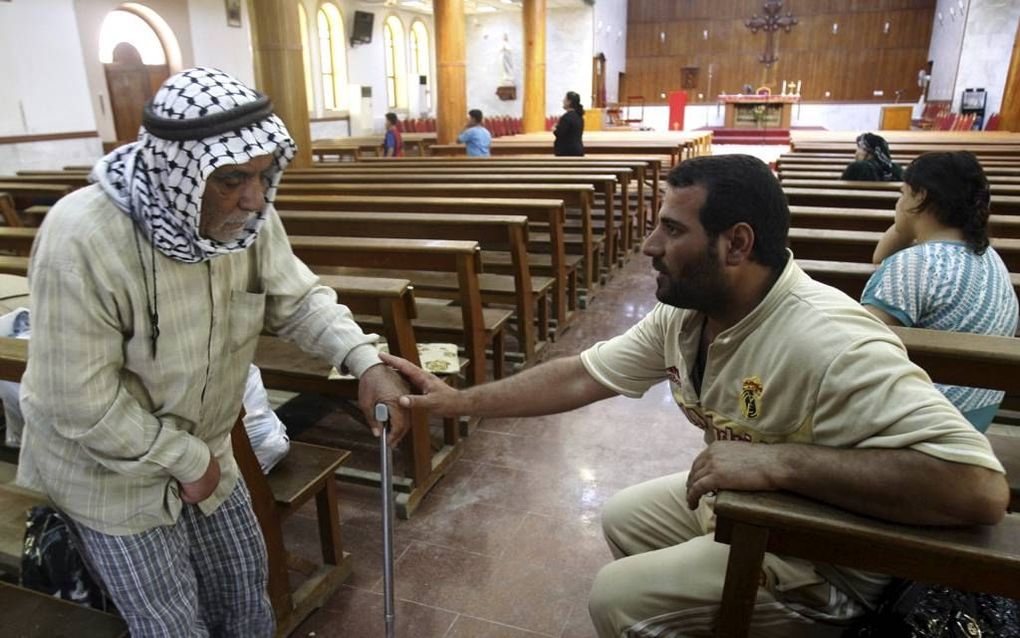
[17,68,410,637]
[381,154,1008,637]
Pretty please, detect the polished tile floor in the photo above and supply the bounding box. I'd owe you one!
[288,254,705,638]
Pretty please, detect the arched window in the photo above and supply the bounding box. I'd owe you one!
[99,10,167,64]
[383,15,407,109]
[297,3,315,111]
[317,3,349,111]
[409,20,431,110]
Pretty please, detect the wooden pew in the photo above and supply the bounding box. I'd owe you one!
[787,227,1020,271]
[278,210,543,363]
[783,178,1020,197]
[1,174,90,189]
[0,193,20,227]
[780,169,1020,185]
[0,182,71,212]
[713,326,1020,637]
[274,195,576,333]
[789,205,1020,237]
[288,164,634,262]
[255,274,465,517]
[780,159,1020,173]
[0,581,128,637]
[353,154,663,218]
[342,156,660,241]
[783,187,1020,215]
[287,236,491,386]
[277,180,602,294]
[791,143,1020,156]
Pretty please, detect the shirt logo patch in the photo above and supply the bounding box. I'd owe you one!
[740,376,763,419]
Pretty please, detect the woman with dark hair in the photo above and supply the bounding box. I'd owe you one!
[841,132,904,181]
[862,151,1018,431]
[553,91,585,156]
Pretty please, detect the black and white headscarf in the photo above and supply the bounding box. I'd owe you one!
[856,132,896,182]
[92,67,296,264]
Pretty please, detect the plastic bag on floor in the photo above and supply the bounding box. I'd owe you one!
[0,307,30,448]
[243,365,290,473]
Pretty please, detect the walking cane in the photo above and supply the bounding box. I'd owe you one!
[376,403,396,638]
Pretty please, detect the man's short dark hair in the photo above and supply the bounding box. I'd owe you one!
[469,109,483,123]
[666,155,789,269]
[385,112,398,125]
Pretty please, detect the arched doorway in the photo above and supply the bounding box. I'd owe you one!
[99,8,172,143]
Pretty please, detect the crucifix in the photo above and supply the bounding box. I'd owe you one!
[745,0,797,68]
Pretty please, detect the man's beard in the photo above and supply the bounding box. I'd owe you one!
[652,244,728,312]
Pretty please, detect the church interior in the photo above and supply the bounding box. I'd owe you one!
[1,0,1020,637]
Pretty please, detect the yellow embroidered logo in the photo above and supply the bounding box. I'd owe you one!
[740,376,763,419]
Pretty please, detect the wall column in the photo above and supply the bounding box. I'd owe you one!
[435,0,467,146]
[1001,21,1020,132]
[248,0,312,167]
[522,0,547,133]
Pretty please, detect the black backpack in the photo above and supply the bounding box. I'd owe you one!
[20,505,116,614]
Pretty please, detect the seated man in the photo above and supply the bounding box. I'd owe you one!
[457,109,492,157]
[841,132,904,181]
[381,154,1008,637]
[17,67,411,637]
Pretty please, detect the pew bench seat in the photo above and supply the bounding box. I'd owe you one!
[714,491,1020,637]
[0,483,47,574]
[0,581,128,638]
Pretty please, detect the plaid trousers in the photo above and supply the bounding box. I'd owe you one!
[74,478,275,638]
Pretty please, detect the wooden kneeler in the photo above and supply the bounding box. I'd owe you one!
[230,419,353,638]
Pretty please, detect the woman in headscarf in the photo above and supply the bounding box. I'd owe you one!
[841,132,904,181]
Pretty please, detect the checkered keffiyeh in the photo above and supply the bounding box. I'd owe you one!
[92,67,296,263]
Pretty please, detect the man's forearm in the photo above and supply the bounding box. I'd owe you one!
[774,444,1008,526]
[450,355,615,418]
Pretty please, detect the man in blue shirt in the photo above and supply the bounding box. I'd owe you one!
[457,109,492,157]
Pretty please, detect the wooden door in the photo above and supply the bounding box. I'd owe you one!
[104,42,169,143]
[592,53,606,108]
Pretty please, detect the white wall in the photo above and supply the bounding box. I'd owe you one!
[926,0,970,103]
[465,6,594,120]
[0,0,96,137]
[953,0,1020,116]
[187,0,255,87]
[0,0,102,172]
[593,0,627,105]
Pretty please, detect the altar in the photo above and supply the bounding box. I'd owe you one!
[719,94,799,129]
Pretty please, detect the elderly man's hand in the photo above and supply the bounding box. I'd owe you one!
[358,363,413,447]
[685,441,787,510]
[180,455,221,504]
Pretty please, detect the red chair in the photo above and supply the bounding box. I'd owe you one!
[986,113,1001,131]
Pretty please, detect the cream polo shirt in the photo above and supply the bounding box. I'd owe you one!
[581,255,1004,602]
[17,185,382,535]
[581,255,1004,472]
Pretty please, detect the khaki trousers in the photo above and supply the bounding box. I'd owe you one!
[588,472,863,637]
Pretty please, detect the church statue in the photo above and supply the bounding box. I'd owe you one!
[499,33,514,87]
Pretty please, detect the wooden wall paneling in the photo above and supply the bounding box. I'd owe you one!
[1000,20,1020,131]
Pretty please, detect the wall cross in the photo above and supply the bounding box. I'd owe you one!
[745,0,798,68]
